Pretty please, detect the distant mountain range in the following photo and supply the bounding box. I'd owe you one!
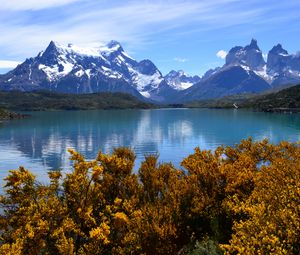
[1,39,300,103]
[181,39,300,101]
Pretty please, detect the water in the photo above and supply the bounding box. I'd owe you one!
[0,108,299,182]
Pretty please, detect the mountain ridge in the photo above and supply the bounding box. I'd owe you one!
[0,40,179,102]
[1,39,300,103]
[181,39,300,102]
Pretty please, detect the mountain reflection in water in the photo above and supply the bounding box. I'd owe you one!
[0,109,299,183]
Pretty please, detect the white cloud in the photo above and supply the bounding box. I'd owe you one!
[216,50,227,59]
[0,0,299,62]
[0,0,82,11]
[0,60,21,68]
[0,1,233,58]
[174,57,187,63]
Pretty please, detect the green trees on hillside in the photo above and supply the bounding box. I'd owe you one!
[0,139,299,254]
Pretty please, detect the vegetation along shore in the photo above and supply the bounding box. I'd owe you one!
[0,138,299,254]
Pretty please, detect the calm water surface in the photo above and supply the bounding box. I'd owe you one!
[0,109,299,182]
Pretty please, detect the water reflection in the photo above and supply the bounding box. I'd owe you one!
[0,109,299,182]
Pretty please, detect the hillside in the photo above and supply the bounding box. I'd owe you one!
[0,91,156,111]
[184,93,255,108]
[242,84,300,111]
[184,84,300,111]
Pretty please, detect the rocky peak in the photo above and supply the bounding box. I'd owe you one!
[269,44,289,55]
[105,40,124,55]
[39,41,63,66]
[267,44,290,72]
[245,38,259,50]
[165,70,178,78]
[107,40,122,49]
[225,39,265,70]
[165,70,201,90]
[136,59,160,76]
[165,70,194,79]
[201,67,221,80]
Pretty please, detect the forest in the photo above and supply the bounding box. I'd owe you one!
[0,91,155,111]
[0,138,299,255]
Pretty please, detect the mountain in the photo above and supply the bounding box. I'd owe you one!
[266,44,300,86]
[181,65,270,101]
[224,39,300,88]
[225,39,265,70]
[1,39,300,104]
[164,70,201,90]
[0,40,176,103]
[181,39,271,101]
[180,39,300,102]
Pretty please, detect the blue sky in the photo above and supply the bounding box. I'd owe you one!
[0,0,300,76]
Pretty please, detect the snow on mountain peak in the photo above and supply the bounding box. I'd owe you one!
[178,70,188,76]
[165,70,200,90]
[37,40,134,81]
[32,40,172,99]
[225,39,265,70]
[106,40,122,49]
[42,40,127,59]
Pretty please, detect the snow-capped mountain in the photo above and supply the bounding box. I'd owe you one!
[224,39,300,86]
[0,40,176,102]
[181,65,270,101]
[164,70,201,90]
[225,39,265,70]
[1,39,300,103]
[266,44,300,86]
[180,39,300,102]
[224,39,273,83]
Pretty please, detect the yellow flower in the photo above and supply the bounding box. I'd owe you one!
[114,212,129,227]
[90,223,110,245]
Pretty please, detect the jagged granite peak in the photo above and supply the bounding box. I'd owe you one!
[266,43,300,84]
[185,39,300,101]
[165,70,201,90]
[245,38,260,50]
[178,39,300,102]
[225,39,265,70]
[269,44,289,55]
[266,44,290,74]
[46,40,58,51]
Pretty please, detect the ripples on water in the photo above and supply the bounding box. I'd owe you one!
[0,108,299,182]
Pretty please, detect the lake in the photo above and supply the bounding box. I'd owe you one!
[0,108,299,182]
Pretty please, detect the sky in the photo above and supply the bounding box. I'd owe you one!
[0,0,300,76]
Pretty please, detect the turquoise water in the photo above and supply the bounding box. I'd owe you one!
[0,109,299,182]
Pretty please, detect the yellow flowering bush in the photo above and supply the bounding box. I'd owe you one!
[0,139,299,255]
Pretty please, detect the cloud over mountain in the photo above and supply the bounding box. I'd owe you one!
[216,50,227,59]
